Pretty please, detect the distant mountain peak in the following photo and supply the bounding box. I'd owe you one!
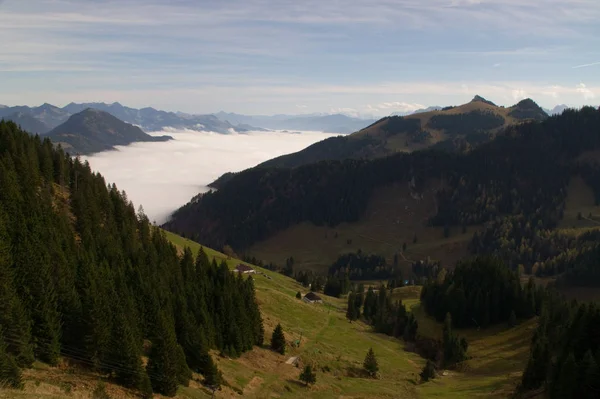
[470,95,496,106]
[47,109,172,154]
[508,98,547,121]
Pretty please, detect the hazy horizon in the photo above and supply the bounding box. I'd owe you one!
[2,0,598,116]
[83,129,338,224]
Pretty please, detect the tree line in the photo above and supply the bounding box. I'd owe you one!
[0,120,264,395]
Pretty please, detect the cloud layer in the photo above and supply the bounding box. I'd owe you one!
[83,129,339,223]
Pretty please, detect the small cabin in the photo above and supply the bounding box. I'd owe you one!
[233,264,256,274]
[302,292,323,304]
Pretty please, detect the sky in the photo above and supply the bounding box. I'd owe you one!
[1,0,599,116]
[83,129,338,223]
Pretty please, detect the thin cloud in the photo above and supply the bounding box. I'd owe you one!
[573,61,600,69]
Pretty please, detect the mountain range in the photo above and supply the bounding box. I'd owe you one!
[213,111,377,134]
[215,96,548,176]
[46,109,172,154]
[0,102,263,135]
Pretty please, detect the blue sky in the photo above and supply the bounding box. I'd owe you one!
[1,0,599,116]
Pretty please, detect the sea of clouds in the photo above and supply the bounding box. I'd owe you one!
[83,129,338,224]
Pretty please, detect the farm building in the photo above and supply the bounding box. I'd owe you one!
[233,264,256,274]
[302,292,323,304]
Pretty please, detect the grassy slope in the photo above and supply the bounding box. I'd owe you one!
[249,182,477,275]
[2,231,532,399]
[352,100,523,153]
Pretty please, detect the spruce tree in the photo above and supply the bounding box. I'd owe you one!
[579,350,599,398]
[363,348,379,378]
[175,344,192,387]
[146,313,179,396]
[296,291,302,299]
[0,329,22,389]
[270,324,286,355]
[508,310,517,327]
[108,305,146,389]
[420,360,436,382]
[202,354,222,389]
[299,364,316,386]
[346,293,358,321]
[0,211,34,367]
[552,352,577,399]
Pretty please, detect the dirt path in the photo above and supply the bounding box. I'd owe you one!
[242,376,263,396]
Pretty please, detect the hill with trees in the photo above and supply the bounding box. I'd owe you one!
[0,119,262,396]
[46,108,172,154]
[165,107,600,289]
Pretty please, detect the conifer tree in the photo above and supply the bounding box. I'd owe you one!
[521,335,549,389]
[420,360,436,382]
[109,306,145,389]
[146,313,179,396]
[175,344,192,387]
[0,210,34,367]
[346,293,358,321]
[508,310,517,327]
[270,324,286,355]
[202,354,222,389]
[363,348,379,378]
[578,350,599,398]
[552,352,577,399]
[299,364,316,386]
[0,328,22,389]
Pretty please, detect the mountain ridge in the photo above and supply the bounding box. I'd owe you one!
[46,108,173,154]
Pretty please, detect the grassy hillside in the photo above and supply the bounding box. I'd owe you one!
[249,182,476,274]
[2,231,535,399]
[251,96,546,171]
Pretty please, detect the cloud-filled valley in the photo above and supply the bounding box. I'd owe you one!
[83,129,338,224]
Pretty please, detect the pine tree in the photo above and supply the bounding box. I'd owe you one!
[175,344,192,387]
[0,329,22,389]
[363,348,379,378]
[579,350,599,398]
[420,360,436,382]
[105,298,147,390]
[0,210,34,367]
[296,291,302,299]
[146,313,179,396]
[202,355,222,389]
[508,310,517,327]
[271,324,286,355]
[346,293,358,321]
[552,352,577,399]
[299,364,316,386]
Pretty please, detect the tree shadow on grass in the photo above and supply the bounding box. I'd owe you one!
[345,366,370,378]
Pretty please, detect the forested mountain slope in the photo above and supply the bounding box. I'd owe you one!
[0,120,262,396]
[165,107,600,285]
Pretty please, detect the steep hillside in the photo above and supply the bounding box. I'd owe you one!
[165,107,600,284]
[46,108,172,154]
[1,229,537,398]
[0,120,262,398]
[253,96,547,170]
